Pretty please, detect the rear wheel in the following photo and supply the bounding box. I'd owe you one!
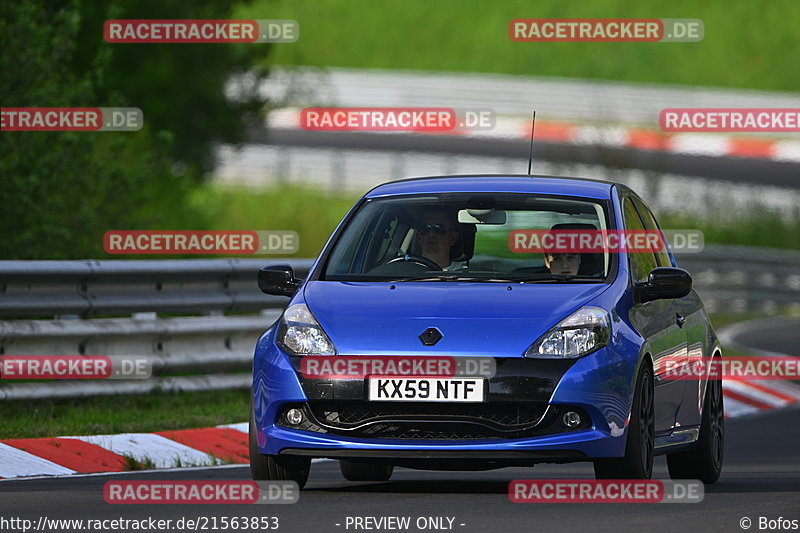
[339,460,394,482]
[667,369,724,483]
[594,362,654,479]
[249,401,311,488]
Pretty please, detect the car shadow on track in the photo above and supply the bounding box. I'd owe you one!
[309,479,511,494]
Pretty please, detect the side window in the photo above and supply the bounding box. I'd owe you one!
[374,217,400,263]
[631,197,672,267]
[623,198,659,284]
[363,213,401,270]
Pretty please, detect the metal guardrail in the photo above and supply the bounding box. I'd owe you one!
[1,247,798,400]
[675,245,800,313]
[0,258,313,318]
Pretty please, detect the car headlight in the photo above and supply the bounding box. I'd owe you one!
[277,304,336,356]
[524,306,610,358]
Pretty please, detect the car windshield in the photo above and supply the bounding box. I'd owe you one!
[322,193,614,283]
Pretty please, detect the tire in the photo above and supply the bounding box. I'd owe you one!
[667,369,724,483]
[339,460,394,482]
[249,400,311,488]
[594,362,654,479]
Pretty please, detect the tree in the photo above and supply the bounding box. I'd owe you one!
[0,0,270,259]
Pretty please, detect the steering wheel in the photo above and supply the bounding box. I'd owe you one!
[384,254,443,271]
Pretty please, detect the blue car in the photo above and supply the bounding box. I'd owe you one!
[250,175,724,488]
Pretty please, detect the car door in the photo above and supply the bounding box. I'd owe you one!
[631,196,707,429]
[623,196,687,435]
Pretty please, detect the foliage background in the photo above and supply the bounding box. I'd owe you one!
[0,0,269,258]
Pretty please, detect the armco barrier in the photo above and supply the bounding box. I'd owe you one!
[0,258,313,318]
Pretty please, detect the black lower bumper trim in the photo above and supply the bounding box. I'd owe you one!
[279,448,586,463]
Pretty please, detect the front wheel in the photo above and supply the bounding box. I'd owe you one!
[667,370,724,483]
[594,362,654,479]
[249,400,311,488]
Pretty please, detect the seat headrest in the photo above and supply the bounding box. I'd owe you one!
[451,223,477,262]
[549,223,598,231]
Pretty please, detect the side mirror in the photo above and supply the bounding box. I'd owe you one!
[258,264,302,297]
[636,267,692,304]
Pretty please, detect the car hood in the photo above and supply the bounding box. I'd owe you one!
[302,281,612,357]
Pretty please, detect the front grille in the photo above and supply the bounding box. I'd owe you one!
[311,401,547,430]
[339,423,506,440]
[280,401,569,440]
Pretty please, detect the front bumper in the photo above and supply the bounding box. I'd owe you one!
[252,329,638,461]
[262,424,607,465]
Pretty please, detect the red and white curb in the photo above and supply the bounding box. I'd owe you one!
[0,422,248,480]
[268,108,800,163]
[2,378,798,480]
[719,318,800,417]
[723,378,800,417]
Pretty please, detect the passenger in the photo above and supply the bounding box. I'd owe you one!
[544,251,582,277]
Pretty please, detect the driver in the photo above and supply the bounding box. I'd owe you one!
[414,209,465,271]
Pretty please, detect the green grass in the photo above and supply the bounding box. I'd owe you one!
[122,454,157,471]
[187,184,360,259]
[103,183,361,259]
[657,209,800,251]
[238,0,799,92]
[0,389,249,439]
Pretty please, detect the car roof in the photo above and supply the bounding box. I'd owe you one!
[364,174,616,200]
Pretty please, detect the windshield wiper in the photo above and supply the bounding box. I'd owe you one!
[376,275,603,283]
[387,275,462,282]
[389,275,532,283]
[525,276,603,283]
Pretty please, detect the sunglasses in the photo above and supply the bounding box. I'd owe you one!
[416,223,450,236]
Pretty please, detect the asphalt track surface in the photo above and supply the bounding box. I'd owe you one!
[726,317,800,357]
[2,323,798,533]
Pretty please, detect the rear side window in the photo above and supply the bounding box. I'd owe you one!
[622,197,659,284]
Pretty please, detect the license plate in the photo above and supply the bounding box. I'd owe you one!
[367,377,485,402]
